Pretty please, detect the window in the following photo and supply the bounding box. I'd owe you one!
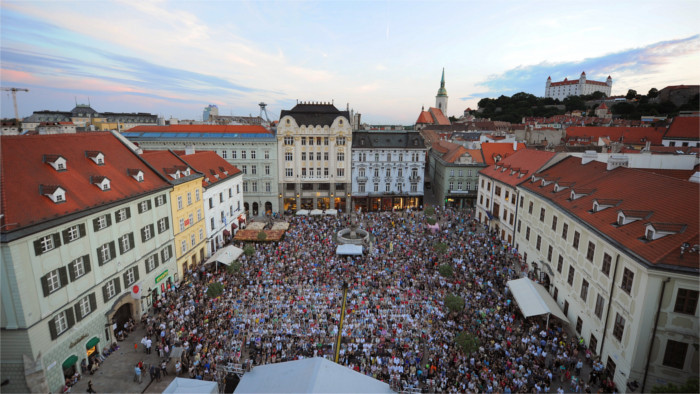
[103,278,121,302]
[564,300,569,316]
[302,152,307,161]
[210,217,215,231]
[161,245,172,261]
[581,279,589,301]
[243,182,248,192]
[199,228,204,241]
[51,310,71,339]
[177,196,183,210]
[309,138,314,146]
[181,240,187,254]
[528,201,533,214]
[285,168,293,177]
[451,169,456,177]
[562,223,568,240]
[145,254,159,273]
[138,200,152,213]
[155,195,166,206]
[141,224,154,242]
[241,150,247,159]
[337,168,344,177]
[551,216,558,231]
[572,231,580,250]
[663,340,688,369]
[179,218,185,232]
[536,235,542,250]
[586,241,597,261]
[621,268,634,294]
[76,294,95,320]
[553,287,558,301]
[251,150,256,159]
[265,182,271,192]
[674,289,699,314]
[158,218,169,234]
[316,152,322,161]
[324,137,329,145]
[231,150,237,159]
[301,137,306,145]
[576,317,583,334]
[97,241,115,265]
[449,181,454,191]
[517,220,521,233]
[606,357,616,379]
[547,245,553,262]
[118,233,134,254]
[338,152,345,161]
[317,137,322,145]
[375,153,379,161]
[196,189,200,201]
[359,183,365,193]
[519,196,524,208]
[265,150,270,159]
[613,313,625,341]
[285,152,292,161]
[123,266,138,287]
[284,136,293,145]
[252,182,258,192]
[602,253,611,276]
[557,255,563,273]
[222,150,228,159]
[595,294,604,319]
[43,268,65,295]
[242,165,247,174]
[568,266,575,286]
[251,165,257,175]
[219,192,224,203]
[116,207,130,222]
[265,165,270,175]
[190,233,196,247]
[35,234,59,255]
[385,183,391,192]
[197,209,202,221]
[374,183,379,192]
[337,137,345,145]
[525,227,530,241]
[324,152,329,161]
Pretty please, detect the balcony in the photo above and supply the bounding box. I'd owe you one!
[409,175,421,182]
[356,176,368,182]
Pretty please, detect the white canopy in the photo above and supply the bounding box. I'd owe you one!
[336,244,363,255]
[296,210,310,216]
[235,357,392,393]
[310,209,323,216]
[163,378,217,394]
[204,245,243,266]
[506,278,569,323]
[325,209,338,216]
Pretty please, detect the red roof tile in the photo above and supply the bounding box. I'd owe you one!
[1,133,171,231]
[140,150,196,180]
[416,111,433,124]
[128,124,272,134]
[480,142,527,165]
[521,156,699,269]
[429,107,451,126]
[479,149,557,187]
[566,126,665,145]
[178,151,242,187]
[664,116,700,139]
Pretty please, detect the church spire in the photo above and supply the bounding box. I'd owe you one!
[435,68,448,116]
[440,67,445,88]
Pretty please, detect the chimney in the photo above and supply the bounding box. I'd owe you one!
[185,145,195,155]
[581,150,598,165]
[607,154,629,170]
[513,141,517,151]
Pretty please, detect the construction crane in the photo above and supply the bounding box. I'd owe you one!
[2,87,29,123]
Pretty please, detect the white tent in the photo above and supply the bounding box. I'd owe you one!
[336,244,363,255]
[163,378,217,394]
[235,357,392,393]
[506,278,569,324]
[204,245,243,266]
[310,209,323,216]
[296,210,310,216]
[325,209,338,216]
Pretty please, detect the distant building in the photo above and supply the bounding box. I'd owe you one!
[415,69,452,130]
[23,104,158,132]
[545,72,612,100]
[436,68,448,115]
[203,104,219,122]
[656,85,700,107]
[661,114,700,148]
[428,140,485,210]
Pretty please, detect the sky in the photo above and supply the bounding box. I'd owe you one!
[1,0,699,125]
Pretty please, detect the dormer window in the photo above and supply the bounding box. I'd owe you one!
[531,175,541,183]
[44,155,67,172]
[644,223,685,241]
[91,176,111,191]
[219,166,228,175]
[541,179,553,187]
[592,199,621,212]
[570,188,593,200]
[166,168,180,179]
[127,169,144,182]
[40,185,66,203]
[86,151,105,165]
[617,210,652,226]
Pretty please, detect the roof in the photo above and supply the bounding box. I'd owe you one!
[429,107,451,125]
[566,126,665,145]
[0,133,171,232]
[140,150,203,184]
[480,142,527,165]
[549,78,608,87]
[664,116,700,140]
[279,103,350,127]
[178,151,242,187]
[352,131,425,149]
[127,124,271,134]
[479,149,557,187]
[416,111,433,124]
[520,156,699,271]
[507,278,569,322]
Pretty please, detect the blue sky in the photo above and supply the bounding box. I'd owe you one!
[1,0,699,124]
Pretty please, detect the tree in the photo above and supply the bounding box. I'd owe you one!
[424,206,436,216]
[426,217,437,225]
[226,260,242,275]
[206,282,224,298]
[257,231,267,241]
[626,89,638,100]
[455,331,480,354]
[243,244,255,256]
[651,378,699,393]
[439,264,453,277]
[647,87,659,98]
[434,242,448,255]
[445,294,465,313]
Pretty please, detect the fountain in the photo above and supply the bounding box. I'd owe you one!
[336,212,370,245]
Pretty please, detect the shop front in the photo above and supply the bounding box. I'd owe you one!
[316,197,330,210]
[86,336,100,364]
[62,355,79,382]
[352,195,423,212]
[283,198,297,212]
[334,197,346,212]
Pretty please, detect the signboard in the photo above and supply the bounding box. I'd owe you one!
[155,270,169,284]
[184,218,190,226]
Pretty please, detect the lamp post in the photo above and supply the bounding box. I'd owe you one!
[334,282,349,364]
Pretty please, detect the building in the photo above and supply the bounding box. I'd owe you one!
[22,104,158,132]
[178,151,244,255]
[545,72,612,100]
[656,85,700,107]
[515,155,699,392]
[436,68,448,116]
[140,151,207,279]
[203,104,219,122]
[277,102,352,212]
[661,115,700,148]
[350,131,426,212]
[476,149,560,244]
[428,140,485,210]
[123,125,280,215]
[0,132,176,393]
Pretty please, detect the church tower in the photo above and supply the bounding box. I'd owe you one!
[435,68,448,116]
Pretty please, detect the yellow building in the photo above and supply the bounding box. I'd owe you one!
[141,150,207,282]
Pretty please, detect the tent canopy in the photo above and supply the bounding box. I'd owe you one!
[310,209,323,216]
[235,357,392,393]
[325,209,338,216]
[506,278,568,323]
[163,378,217,394]
[296,210,310,216]
[204,245,243,266]
[336,244,363,255]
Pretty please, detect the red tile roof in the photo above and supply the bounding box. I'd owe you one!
[429,107,451,126]
[416,111,433,124]
[480,142,527,165]
[140,150,196,180]
[521,156,699,270]
[550,78,608,87]
[664,116,700,139]
[178,151,242,187]
[479,149,557,187]
[0,133,171,232]
[128,124,272,134]
[566,126,665,145]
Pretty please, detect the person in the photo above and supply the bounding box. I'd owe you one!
[175,360,182,376]
[146,338,152,354]
[86,380,96,393]
[134,363,142,383]
[149,365,156,382]
[134,342,138,353]
[161,360,169,376]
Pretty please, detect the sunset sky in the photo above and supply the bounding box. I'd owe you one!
[1,0,699,124]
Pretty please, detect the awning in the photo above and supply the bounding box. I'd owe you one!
[336,244,363,255]
[324,209,338,216]
[231,223,238,229]
[296,210,310,216]
[86,336,100,349]
[506,278,569,323]
[62,355,78,369]
[223,229,231,237]
[204,245,244,266]
[310,209,323,216]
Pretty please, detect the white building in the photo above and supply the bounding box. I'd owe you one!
[545,72,612,100]
[179,151,244,255]
[350,131,426,212]
[661,115,700,148]
[0,133,177,393]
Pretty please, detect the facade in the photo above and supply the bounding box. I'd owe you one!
[428,140,485,210]
[22,104,158,132]
[124,125,280,215]
[661,115,700,148]
[0,133,176,393]
[277,102,352,212]
[179,151,244,255]
[350,131,426,212]
[140,151,207,280]
[476,149,559,244]
[515,156,699,392]
[545,72,612,100]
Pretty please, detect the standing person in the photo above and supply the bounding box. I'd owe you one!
[87,380,96,393]
[149,365,156,382]
[146,338,152,354]
[161,360,169,376]
[134,364,142,383]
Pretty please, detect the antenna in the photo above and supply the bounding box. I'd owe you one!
[259,102,271,122]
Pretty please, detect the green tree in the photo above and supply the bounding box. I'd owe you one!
[455,331,480,354]
[626,89,638,100]
[243,244,255,256]
[226,260,242,275]
[206,282,224,298]
[426,217,437,225]
[434,242,448,255]
[651,378,699,393]
[439,264,453,277]
[647,87,659,98]
[424,206,436,216]
[445,294,465,313]
[257,231,267,241]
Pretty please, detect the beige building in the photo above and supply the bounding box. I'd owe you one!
[515,155,698,392]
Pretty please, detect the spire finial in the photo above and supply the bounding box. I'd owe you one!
[441,68,445,87]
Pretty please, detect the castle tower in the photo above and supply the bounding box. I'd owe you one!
[436,68,448,115]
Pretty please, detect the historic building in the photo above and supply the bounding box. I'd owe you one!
[428,140,485,210]
[515,155,699,392]
[177,151,244,255]
[0,133,176,393]
[436,68,448,115]
[414,69,452,130]
[22,104,158,132]
[276,102,352,212]
[140,151,207,280]
[545,72,612,100]
[661,114,700,148]
[350,131,426,212]
[124,125,279,215]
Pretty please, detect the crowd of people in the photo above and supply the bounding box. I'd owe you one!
[139,207,616,393]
